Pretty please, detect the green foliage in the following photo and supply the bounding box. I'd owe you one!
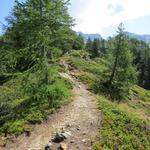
[91,38,101,58]
[0,66,72,135]
[72,34,85,50]
[79,72,96,88]
[4,120,26,136]
[65,50,109,90]
[45,78,72,108]
[0,0,74,137]
[92,143,103,150]
[85,38,93,52]
[129,38,150,89]
[0,0,150,144]
[25,109,45,124]
[1,0,74,74]
[67,50,106,73]
[85,38,108,58]
[132,86,150,102]
[100,23,137,100]
[96,96,150,150]
[66,50,150,150]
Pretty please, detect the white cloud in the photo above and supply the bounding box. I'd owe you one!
[70,0,150,35]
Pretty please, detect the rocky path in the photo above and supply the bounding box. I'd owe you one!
[2,70,101,150]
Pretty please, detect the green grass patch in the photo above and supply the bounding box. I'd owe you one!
[94,96,150,150]
[64,50,150,150]
[79,72,96,88]
[64,50,107,89]
[132,86,150,102]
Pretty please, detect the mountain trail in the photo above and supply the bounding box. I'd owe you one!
[2,63,101,150]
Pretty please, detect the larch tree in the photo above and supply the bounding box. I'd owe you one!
[91,38,100,58]
[85,37,92,52]
[72,34,84,50]
[4,0,73,83]
[104,23,137,100]
[0,0,75,107]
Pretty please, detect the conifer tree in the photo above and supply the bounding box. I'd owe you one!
[85,37,92,52]
[128,38,150,89]
[6,0,73,57]
[99,39,107,54]
[0,0,74,107]
[72,34,84,50]
[4,0,73,82]
[104,23,137,100]
[91,38,100,58]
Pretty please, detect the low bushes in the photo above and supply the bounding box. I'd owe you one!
[93,96,150,150]
[0,65,72,136]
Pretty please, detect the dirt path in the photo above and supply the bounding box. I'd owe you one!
[2,70,101,150]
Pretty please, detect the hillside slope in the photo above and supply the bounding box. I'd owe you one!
[0,51,150,150]
[1,63,100,150]
[64,50,150,150]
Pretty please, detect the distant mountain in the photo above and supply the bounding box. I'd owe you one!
[76,31,150,44]
[77,32,102,42]
[127,32,150,43]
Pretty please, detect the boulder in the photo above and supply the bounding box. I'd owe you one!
[52,132,66,143]
[52,131,71,143]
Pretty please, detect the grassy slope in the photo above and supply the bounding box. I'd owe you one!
[64,50,150,150]
[0,50,150,149]
[0,63,73,138]
[94,96,150,150]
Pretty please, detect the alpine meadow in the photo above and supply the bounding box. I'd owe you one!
[0,0,150,150]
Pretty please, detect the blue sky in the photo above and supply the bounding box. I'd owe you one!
[1,0,150,38]
[0,0,24,34]
[0,0,15,33]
